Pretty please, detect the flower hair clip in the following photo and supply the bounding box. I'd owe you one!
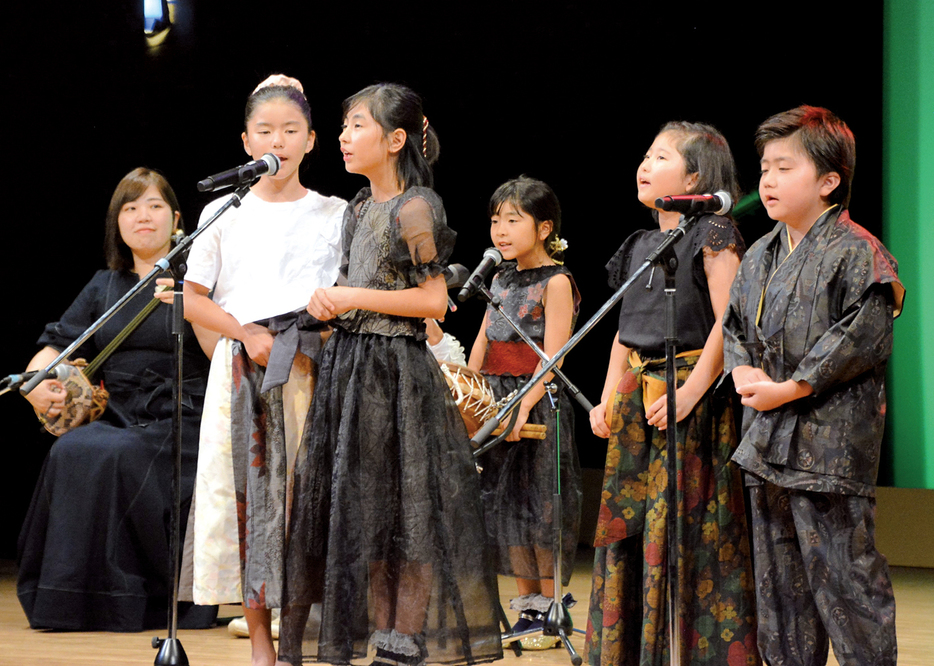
[549,237,569,253]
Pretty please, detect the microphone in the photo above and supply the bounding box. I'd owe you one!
[443,263,470,290]
[443,263,470,313]
[197,153,281,192]
[3,366,67,390]
[655,191,733,216]
[457,248,502,302]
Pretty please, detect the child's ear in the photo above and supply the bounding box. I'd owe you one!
[305,129,317,154]
[819,171,841,199]
[388,128,407,155]
[685,171,699,193]
[539,220,554,240]
[242,132,251,155]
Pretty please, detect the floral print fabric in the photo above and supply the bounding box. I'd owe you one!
[585,360,759,666]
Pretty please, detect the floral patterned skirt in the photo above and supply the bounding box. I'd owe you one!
[584,359,760,666]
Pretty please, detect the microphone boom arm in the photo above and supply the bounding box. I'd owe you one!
[474,282,594,419]
[20,182,253,396]
[471,213,701,454]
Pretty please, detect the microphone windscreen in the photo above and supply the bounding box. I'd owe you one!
[714,191,733,216]
[445,264,471,289]
[261,153,281,176]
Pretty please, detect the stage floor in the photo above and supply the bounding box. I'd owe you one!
[2,549,931,665]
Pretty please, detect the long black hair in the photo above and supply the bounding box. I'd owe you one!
[342,83,439,190]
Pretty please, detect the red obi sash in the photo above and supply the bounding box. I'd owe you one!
[480,340,541,376]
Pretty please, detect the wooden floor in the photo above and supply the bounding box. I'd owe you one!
[1,550,932,666]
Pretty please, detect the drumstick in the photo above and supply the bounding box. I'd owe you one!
[490,423,547,440]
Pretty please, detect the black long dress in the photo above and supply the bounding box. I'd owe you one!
[279,188,503,666]
[476,262,583,586]
[16,269,216,632]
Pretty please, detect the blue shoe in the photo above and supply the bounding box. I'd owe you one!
[509,609,541,635]
[372,647,424,666]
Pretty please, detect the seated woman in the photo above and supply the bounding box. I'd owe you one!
[17,167,217,632]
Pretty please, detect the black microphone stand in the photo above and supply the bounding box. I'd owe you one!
[467,282,593,666]
[656,228,684,666]
[150,253,192,666]
[17,180,255,666]
[471,213,701,666]
[150,181,255,666]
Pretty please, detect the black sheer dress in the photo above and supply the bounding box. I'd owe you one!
[279,188,503,666]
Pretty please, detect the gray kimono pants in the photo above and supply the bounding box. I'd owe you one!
[748,483,896,666]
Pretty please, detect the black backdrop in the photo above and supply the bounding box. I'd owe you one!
[0,1,883,558]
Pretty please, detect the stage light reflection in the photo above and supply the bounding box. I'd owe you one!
[144,0,176,47]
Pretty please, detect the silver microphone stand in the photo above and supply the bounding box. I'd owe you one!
[472,212,703,666]
[468,283,593,666]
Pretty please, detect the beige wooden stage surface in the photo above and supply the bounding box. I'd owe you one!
[1,550,931,666]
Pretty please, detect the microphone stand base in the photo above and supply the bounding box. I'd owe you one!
[152,637,189,666]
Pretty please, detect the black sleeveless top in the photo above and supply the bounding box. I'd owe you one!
[608,215,744,357]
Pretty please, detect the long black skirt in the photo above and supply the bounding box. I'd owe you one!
[477,375,581,586]
[279,329,503,665]
[17,417,216,632]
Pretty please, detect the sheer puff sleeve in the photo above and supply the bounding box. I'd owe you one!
[390,187,456,286]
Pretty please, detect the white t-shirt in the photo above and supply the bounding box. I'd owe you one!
[186,189,346,325]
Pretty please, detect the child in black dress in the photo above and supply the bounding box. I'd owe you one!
[278,83,503,666]
[467,177,581,647]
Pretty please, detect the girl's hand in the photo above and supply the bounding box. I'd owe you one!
[324,287,359,315]
[590,401,611,439]
[645,387,700,430]
[307,286,356,320]
[241,322,274,366]
[506,404,531,442]
[154,277,175,304]
[307,288,336,320]
[24,379,67,417]
[424,318,444,345]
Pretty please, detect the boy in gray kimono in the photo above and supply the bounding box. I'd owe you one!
[723,105,904,666]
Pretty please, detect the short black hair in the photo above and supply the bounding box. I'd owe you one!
[755,105,856,207]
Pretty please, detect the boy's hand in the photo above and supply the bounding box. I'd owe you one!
[732,365,771,389]
[736,378,813,411]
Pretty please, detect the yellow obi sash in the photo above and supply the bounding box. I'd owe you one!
[627,349,703,414]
